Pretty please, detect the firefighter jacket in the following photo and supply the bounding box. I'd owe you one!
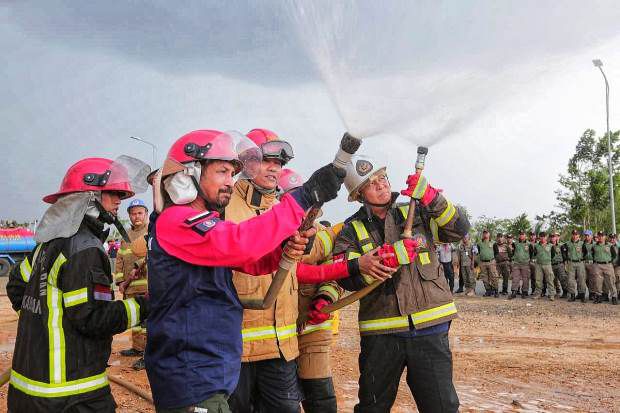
[6,217,147,412]
[114,221,148,296]
[145,194,306,409]
[226,179,300,362]
[297,224,344,379]
[334,192,468,336]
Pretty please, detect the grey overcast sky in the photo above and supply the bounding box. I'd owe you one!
[2,1,620,224]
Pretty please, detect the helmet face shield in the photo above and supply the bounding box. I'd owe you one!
[108,155,152,196]
[260,140,294,165]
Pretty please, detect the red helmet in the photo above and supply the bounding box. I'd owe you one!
[246,128,294,165]
[163,130,262,178]
[278,168,304,193]
[246,128,280,146]
[43,158,134,204]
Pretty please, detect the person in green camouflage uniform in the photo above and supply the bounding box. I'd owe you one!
[583,230,595,300]
[550,232,568,298]
[532,232,556,300]
[560,229,587,302]
[591,231,618,305]
[494,233,511,295]
[528,232,538,295]
[509,231,532,299]
[477,230,499,297]
[458,234,477,296]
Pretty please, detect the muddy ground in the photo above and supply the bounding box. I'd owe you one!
[0,279,618,412]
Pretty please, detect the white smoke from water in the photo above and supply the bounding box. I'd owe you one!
[286,1,620,147]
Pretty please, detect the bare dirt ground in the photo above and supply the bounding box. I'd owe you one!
[0,278,618,412]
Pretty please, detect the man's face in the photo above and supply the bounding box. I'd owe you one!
[128,207,147,226]
[101,192,122,216]
[199,160,235,208]
[482,232,489,240]
[360,173,392,205]
[540,236,547,244]
[586,234,593,242]
[598,235,606,244]
[519,234,526,241]
[572,233,579,242]
[252,158,283,190]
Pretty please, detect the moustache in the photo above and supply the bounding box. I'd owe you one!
[218,188,233,195]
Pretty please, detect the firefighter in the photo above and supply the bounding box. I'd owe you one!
[272,168,342,413]
[144,130,346,412]
[115,198,149,370]
[477,230,499,297]
[334,154,468,413]
[6,157,150,412]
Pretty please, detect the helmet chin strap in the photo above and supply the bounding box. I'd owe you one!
[93,199,131,243]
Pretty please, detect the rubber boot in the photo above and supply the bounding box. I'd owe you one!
[493,289,499,298]
[580,293,587,303]
[602,294,609,302]
[300,377,337,413]
[612,297,618,305]
[568,294,576,302]
[521,291,528,299]
[594,294,601,304]
[561,291,568,299]
[509,291,517,300]
[483,289,492,297]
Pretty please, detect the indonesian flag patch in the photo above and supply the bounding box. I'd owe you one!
[94,284,113,301]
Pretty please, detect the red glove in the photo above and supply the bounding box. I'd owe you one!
[378,239,419,268]
[307,298,331,325]
[400,172,440,206]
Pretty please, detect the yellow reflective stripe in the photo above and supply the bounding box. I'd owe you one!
[359,315,409,332]
[361,242,375,253]
[411,176,428,199]
[10,370,108,398]
[361,273,375,285]
[398,205,409,219]
[351,220,370,241]
[301,320,333,335]
[411,302,457,326]
[63,288,88,308]
[419,252,431,265]
[20,258,32,283]
[118,248,133,255]
[242,326,277,342]
[435,201,456,227]
[393,240,410,265]
[430,219,439,241]
[347,252,361,260]
[317,230,333,256]
[113,273,125,281]
[47,253,67,384]
[122,298,140,329]
[130,279,148,287]
[48,253,66,288]
[276,324,297,341]
[318,285,340,301]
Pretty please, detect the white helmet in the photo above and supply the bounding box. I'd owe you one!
[344,155,387,202]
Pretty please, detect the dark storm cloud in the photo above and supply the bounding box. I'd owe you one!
[4,0,317,84]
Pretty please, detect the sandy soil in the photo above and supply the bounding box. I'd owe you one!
[0,278,618,412]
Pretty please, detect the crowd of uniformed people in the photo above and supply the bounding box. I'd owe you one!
[438,229,619,305]
[7,128,471,413]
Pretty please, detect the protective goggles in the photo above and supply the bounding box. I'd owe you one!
[261,140,294,164]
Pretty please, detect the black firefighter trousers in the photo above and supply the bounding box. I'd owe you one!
[229,357,302,413]
[354,331,459,413]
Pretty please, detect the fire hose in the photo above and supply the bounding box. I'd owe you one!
[240,132,362,309]
[320,146,428,314]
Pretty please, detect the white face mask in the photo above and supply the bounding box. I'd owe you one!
[164,162,202,205]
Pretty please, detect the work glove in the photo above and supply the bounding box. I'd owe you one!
[307,297,331,325]
[377,239,419,268]
[400,172,440,206]
[292,164,346,209]
[134,295,150,322]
